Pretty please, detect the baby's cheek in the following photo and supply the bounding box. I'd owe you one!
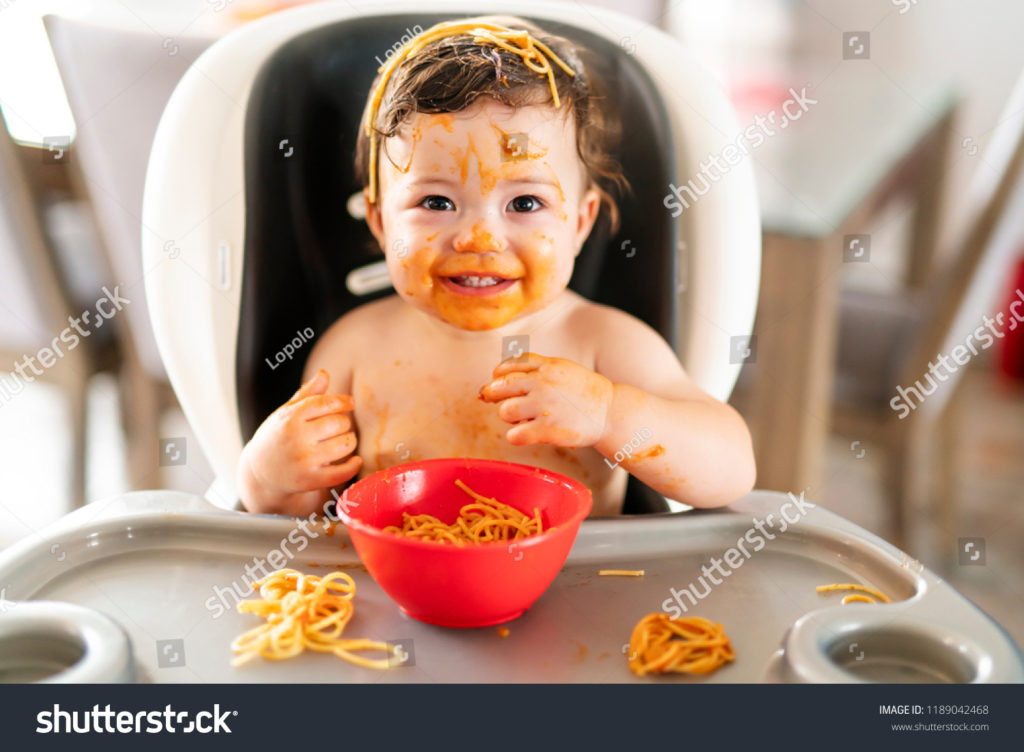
[392,244,436,299]
[520,234,564,299]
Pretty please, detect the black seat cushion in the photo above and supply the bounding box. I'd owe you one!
[238,13,677,514]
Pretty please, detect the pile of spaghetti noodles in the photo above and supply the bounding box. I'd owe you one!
[627,614,735,676]
[231,568,397,669]
[382,479,544,545]
[816,583,891,605]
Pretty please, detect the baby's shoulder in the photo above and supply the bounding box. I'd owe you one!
[317,295,405,346]
[562,293,662,343]
[306,295,404,371]
[562,294,683,382]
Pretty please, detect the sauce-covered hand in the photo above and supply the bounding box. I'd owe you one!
[238,369,361,514]
[479,353,612,447]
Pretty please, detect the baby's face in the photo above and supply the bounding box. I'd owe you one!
[364,98,600,331]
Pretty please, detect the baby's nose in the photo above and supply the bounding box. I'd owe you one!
[453,219,505,253]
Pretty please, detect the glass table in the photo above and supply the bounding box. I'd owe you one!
[734,68,958,494]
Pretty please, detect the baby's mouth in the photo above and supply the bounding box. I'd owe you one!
[440,273,519,296]
[449,275,506,288]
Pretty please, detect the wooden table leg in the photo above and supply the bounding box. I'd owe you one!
[906,107,957,288]
[743,232,843,494]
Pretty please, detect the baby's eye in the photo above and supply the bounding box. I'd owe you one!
[420,195,455,211]
[508,195,544,213]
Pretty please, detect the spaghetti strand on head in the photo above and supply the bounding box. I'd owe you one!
[364,18,577,203]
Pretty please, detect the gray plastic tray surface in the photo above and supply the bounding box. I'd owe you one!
[0,490,1020,683]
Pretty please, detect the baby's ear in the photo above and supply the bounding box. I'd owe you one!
[574,186,602,257]
[363,187,385,248]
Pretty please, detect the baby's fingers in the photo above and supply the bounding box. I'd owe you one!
[496,396,537,424]
[479,372,533,403]
[290,453,362,493]
[310,432,359,466]
[315,455,363,489]
[294,393,356,419]
[307,412,352,440]
[288,369,329,404]
[506,420,581,447]
[492,352,548,377]
[505,420,541,446]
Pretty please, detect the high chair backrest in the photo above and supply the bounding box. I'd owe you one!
[237,12,676,441]
[142,0,761,506]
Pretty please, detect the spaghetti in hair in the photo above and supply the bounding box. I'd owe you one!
[816,583,891,605]
[365,18,576,203]
[382,478,544,545]
[628,614,735,677]
[231,568,398,669]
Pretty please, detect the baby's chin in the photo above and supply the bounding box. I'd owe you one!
[428,304,525,332]
[405,292,547,332]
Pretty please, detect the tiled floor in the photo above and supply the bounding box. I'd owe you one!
[1,363,1021,652]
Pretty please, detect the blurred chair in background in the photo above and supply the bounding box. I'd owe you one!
[834,67,1024,552]
[0,109,118,509]
[43,16,213,491]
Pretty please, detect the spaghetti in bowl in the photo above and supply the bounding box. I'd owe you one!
[336,458,592,627]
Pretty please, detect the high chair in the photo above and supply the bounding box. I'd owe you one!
[3,1,1019,687]
[139,0,762,512]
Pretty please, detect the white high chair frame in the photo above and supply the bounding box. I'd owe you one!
[141,0,761,508]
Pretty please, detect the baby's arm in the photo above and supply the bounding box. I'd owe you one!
[480,308,755,508]
[236,325,362,516]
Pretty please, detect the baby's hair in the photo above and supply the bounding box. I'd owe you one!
[354,15,631,235]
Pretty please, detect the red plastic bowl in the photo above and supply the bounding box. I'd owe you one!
[336,458,593,627]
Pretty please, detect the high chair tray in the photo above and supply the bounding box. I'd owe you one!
[0,490,1020,683]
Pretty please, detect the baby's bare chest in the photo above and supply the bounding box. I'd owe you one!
[347,356,620,509]
[351,359,507,471]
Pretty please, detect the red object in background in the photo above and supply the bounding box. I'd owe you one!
[998,254,1024,379]
[338,458,592,628]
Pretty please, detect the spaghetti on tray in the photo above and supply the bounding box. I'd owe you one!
[816,582,891,605]
[628,613,735,677]
[231,568,398,669]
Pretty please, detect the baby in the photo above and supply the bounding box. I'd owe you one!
[237,15,756,517]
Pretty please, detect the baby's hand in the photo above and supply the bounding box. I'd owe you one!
[243,370,362,497]
[479,353,613,447]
